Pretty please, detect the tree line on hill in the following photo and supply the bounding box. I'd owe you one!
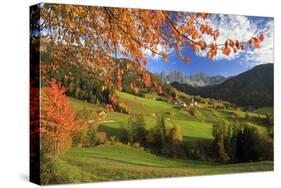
[113,59,177,99]
[70,112,273,163]
[41,50,177,111]
[213,120,273,163]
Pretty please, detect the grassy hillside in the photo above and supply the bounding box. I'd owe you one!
[38,88,273,185]
[116,91,173,114]
[47,145,273,184]
[255,107,273,115]
[69,90,269,143]
[66,145,215,168]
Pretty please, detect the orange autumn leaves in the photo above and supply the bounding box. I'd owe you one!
[37,5,265,100]
[120,61,163,95]
[168,12,221,62]
[250,33,264,48]
[41,80,85,156]
[117,63,151,91]
[117,68,123,91]
[209,33,264,59]
[38,5,251,70]
[207,33,265,59]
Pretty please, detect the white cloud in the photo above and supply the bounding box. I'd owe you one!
[196,14,274,65]
[241,20,274,65]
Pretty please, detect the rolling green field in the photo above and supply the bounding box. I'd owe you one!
[52,91,274,184]
[69,91,269,142]
[48,144,273,184]
[255,107,273,115]
[116,91,173,114]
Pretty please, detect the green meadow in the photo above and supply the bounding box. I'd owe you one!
[47,144,272,184]
[40,91,273,184]
[69,91,269,143]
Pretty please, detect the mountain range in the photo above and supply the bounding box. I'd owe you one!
[158,71,228,87]
[171,64,273,108]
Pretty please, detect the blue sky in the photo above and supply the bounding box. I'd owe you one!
[146,49,252,77]
[146,15,273,77]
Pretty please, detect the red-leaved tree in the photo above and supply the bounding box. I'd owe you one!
[41,80,84,156]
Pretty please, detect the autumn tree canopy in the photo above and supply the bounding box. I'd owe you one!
[31,3,264,89]
[41,80,85,156]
